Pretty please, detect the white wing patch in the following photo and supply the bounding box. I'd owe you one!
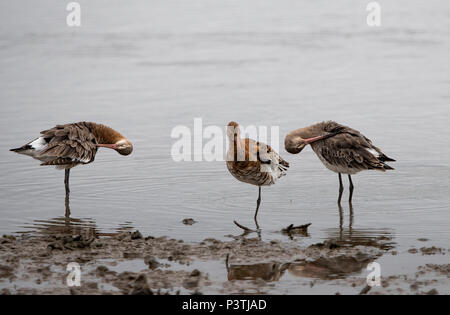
[77,157,93,163]
[366,147,378,156]
[259,150,287,182]
[29,137,47,151]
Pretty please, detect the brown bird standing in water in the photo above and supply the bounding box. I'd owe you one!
[10,122,133,199]
[285,121,395,204]
[226,121,289,230]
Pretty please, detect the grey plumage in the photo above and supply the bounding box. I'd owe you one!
[285,121,395,204]
[11,122,100,169]
[10,122,132,205]
[286,121,395,175]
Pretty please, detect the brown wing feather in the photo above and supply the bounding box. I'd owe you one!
[39,122,98,166]
[314,122,394,172]
[227,138,288,186]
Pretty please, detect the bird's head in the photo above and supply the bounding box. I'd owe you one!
[285,132,339,154]
[285,135,308,154]
[97,138,133,156]
[115,138,133,156]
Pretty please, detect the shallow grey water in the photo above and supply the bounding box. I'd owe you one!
[0,0,449,293]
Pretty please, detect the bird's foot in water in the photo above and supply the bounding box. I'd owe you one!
[233,220,260,235]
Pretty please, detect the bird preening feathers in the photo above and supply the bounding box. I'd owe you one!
[225,120,395,231]
[285,121,395,204]
[10,119,395,231]
[10,122,133,204]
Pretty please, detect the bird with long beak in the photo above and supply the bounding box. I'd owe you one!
[10,122,133,200]
[285,121,395,204]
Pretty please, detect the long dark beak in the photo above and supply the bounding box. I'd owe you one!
[97,143,118,149]
[304,132,341,144]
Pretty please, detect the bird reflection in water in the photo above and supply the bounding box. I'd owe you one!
[226,255,289,282]
[18,210,134,238]
[338,203,354,239]
[65,192,71,217]
[226,204,395,282]
[331,203,394,250]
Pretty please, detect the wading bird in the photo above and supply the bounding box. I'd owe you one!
[285,121,395,204]
[226,121,289,231]
[10,122,133,211]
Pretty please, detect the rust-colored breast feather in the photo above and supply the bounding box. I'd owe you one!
[38,122,98,167]
[227,138,288,186]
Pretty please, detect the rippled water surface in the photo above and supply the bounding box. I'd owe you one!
[0,0,449,293]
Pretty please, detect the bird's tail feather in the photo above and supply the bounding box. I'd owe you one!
[378,153,396,162]
[10,145,32,153]
[383,163,395,170]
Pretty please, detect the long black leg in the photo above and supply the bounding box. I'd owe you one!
[338,204,344,240]
[254,186,261,230]
[65,194,71,217]
[233,186,262,235]
[349,202,354,237]
[64,169,70,195]
[338,173,344,204]
[64,169,71,217]
[348,175,354,203]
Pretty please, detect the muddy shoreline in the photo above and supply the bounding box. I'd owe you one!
[0,232,447,295]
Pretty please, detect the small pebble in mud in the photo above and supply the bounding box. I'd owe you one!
[131,231,143,240]
[0,265,14,278]
[47,242,64,251]
[96,265,116,277]
[420,246,443,255]
[183,269,202,289]
[359,285,371,295]
[0,235,15,244]
[123,252,141,259]
[425,289,438,295]
[86,282,98,290]
[182,218,197,225]
[408,248,418,254]
[130,274,153,295]
[183,276,200,289]
[190,269,201,277]
[410,283,419,291]
[144,256,160,269]
[96,266,108,276]
[1,289,11,295]
[309,240,340,250]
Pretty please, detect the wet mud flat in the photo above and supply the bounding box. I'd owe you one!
[0,232,448,295]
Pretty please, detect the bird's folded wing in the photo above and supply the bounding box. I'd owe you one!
[38,123,97,165]
[256,142,289,173]
[39,140,97,165]
[319,135,389,171]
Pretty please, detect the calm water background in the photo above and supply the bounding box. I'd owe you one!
[0,0,449,292]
